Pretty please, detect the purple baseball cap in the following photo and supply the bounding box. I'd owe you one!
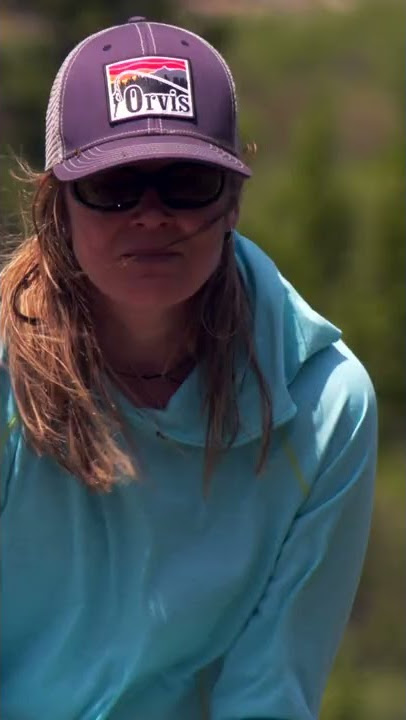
[45,17,252,181]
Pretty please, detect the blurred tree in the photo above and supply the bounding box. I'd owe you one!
[341,137,405,441]
[2,0,176,47]
[279,95,355,308]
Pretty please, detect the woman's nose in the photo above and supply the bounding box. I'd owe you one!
[128,187,172,228]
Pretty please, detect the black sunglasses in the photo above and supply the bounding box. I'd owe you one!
[71,162,225,212]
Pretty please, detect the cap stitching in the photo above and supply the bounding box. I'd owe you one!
[71,146,242,162]
[132,23,150,134]
[80,143,242,161]
[60,144,246,173]
[63,128,237,158]
[58,26,121,161]
[146,23,163,133]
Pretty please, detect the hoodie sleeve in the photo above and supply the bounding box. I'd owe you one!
[0,353,20,514]
[210,343,378,720]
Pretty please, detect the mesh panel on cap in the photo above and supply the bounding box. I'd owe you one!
[45,27,120,170]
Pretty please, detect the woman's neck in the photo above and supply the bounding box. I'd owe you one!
[92,295,195,376]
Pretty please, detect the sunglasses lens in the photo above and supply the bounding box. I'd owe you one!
[74,167,143,211]
[72,163,225,211]
[161,164,224,208]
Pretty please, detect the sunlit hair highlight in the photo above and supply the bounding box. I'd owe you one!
[0,166,272,495]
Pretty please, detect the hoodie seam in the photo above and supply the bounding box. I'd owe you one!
[285,285,310,361]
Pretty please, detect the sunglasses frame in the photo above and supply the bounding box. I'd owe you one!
[71,162,226,213]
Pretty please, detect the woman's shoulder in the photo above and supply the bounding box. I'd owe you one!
[287,336,378,502]
[293,336,377,426]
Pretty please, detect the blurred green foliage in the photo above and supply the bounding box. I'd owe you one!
[227,3,404,446]
[0,1,404,718]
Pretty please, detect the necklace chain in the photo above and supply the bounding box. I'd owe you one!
[114,355,195,382]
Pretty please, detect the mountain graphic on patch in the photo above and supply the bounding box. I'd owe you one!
[105,56,195,123]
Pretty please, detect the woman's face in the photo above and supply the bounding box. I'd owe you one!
[65,160,240,311]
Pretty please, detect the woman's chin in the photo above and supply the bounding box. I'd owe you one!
[98,281,194,310]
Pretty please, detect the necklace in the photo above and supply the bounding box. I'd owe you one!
[112,355,196,411]
[114,355,196,384]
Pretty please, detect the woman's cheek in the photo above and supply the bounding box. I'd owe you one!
[71,224,112,276]
[185,235,224,286]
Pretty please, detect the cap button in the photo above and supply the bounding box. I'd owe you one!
[127,16,147,23]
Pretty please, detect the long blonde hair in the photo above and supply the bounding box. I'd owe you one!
[0,168,272,494]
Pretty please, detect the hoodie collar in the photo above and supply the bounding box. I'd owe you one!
[116,232,341,446]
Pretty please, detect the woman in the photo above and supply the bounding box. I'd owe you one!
[0,16,377,720]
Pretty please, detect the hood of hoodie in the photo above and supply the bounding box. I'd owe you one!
[114,232,342,446]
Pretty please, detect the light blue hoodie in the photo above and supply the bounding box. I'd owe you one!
[0,233,377,720]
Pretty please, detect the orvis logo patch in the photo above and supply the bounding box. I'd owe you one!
[105,56,195,122]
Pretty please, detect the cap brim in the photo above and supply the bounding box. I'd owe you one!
[52,135,252,181]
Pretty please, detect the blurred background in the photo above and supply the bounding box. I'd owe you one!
[0,0,404,717]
